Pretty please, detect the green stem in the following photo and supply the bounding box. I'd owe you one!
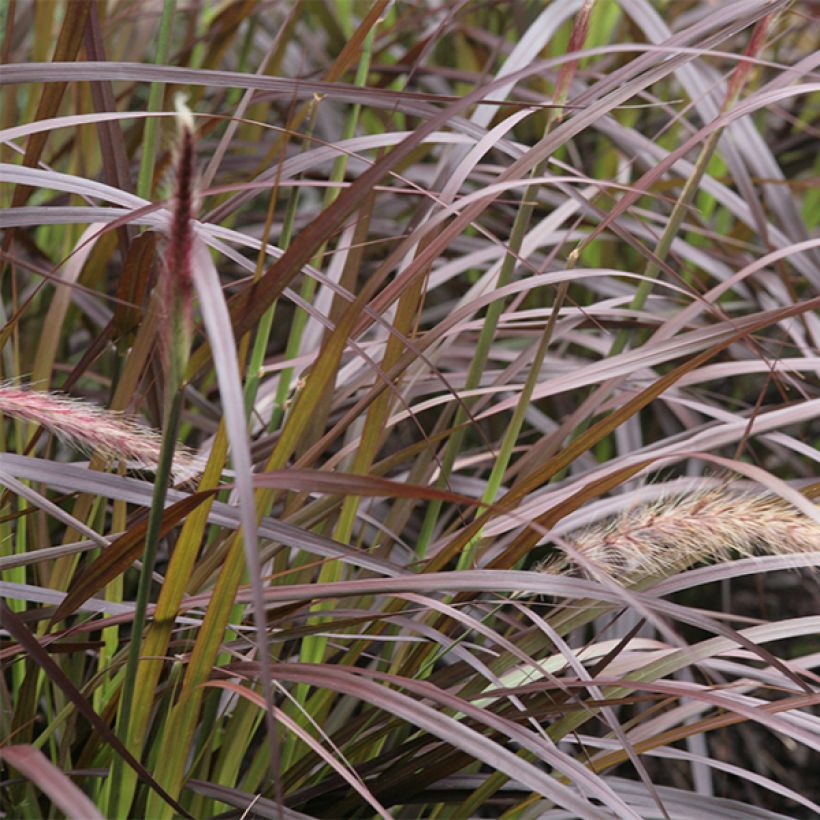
[136,0,175,201]
[608,125,724,358]
[416,167,549,558]
[269,28,375,435]
[457,282,568,570]
[108,386,183,817]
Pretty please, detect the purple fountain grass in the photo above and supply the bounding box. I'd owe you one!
[723,10,775,110]
[161,94,197,393]
[552,0,594,124]
[0,385,200,479]
[541,487,820,583]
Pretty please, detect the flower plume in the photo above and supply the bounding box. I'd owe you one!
[541,487,820,583]
[0,385,201,480]
[161,93,198,391]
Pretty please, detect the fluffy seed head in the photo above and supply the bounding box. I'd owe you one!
[166,97,196,303]
[0,385,201,480]
[160,94,198,388]
[540,487,820,583]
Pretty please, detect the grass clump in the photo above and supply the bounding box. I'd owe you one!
[1,1,818,818]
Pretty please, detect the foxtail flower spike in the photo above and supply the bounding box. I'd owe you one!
[0,385,201,480]
[161,93,198,394]
[540,487,820,583]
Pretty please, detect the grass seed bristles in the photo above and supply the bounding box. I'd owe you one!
[160,93,197,395]
[541,488,820,583]
[0,385,199,479]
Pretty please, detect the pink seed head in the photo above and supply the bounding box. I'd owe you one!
[0,385,201,480]
[161,94,198,385]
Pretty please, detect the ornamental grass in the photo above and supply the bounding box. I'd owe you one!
[1,2,818,818]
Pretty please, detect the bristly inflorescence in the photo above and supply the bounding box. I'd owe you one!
[0,385,201,480]
[161,94,198,390]
[540,487,820,584]
[166,95,195,304]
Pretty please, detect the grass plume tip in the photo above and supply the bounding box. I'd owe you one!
[0,385,202,481]
[540,487,820,583]
[161,93,198,391]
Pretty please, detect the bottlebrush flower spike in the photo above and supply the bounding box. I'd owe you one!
[540,488,820,583]
[161,93,197,391]
[0,385,201,479]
